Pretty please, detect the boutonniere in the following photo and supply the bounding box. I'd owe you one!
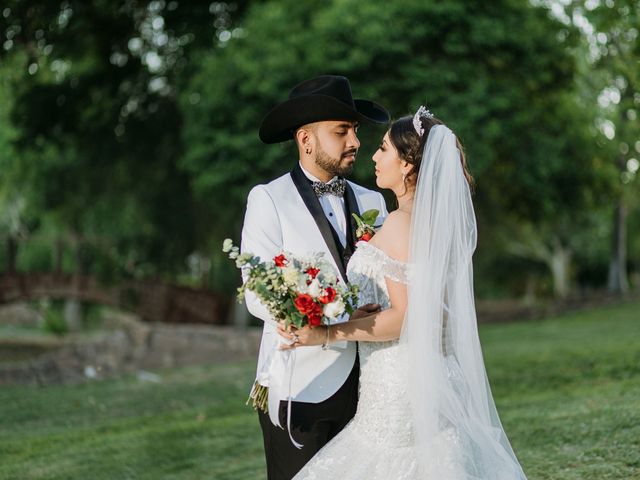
[352,209,380,242]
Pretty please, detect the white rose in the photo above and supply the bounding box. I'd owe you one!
[323,298,345,319]
[281,266,300,286]
[307,279,323,298]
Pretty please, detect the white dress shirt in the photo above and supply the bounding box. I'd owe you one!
[299,163,347,248]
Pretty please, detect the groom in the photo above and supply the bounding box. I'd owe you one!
[241,75,389,479]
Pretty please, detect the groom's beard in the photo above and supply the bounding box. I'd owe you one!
[314,145,357,177]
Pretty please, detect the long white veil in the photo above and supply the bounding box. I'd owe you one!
[401,125,527,479]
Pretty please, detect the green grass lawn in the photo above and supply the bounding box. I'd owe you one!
[1,300,639,480]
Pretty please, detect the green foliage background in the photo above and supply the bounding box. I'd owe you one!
[0,0,638,299]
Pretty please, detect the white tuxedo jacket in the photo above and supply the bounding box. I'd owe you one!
[241,165,387,403]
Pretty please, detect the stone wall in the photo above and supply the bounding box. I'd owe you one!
[0,303,43,328]
[0,311,262,386]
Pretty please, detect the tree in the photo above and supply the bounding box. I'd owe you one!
[573,0,640,293]
[182,0,607,298]
[0,1,248,281]
[0,51,31,274]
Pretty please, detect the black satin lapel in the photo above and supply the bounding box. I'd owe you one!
[290,165,347,281]
[344,182,361,255]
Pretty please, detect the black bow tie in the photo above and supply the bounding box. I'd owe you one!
[311,178,346,198]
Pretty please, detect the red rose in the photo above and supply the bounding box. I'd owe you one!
[359,232,373,242]
[308,312,322,327]
[274,254,287,267]
[318,287,337,305]
[306,302,323,327]
[294,294,315,314]
[294,294,323,327]
[305,267,320,279]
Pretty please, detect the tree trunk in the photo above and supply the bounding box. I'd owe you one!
[53,237,64,274]
[608,201,629,293]
[76,237,92,275]
[507,230,572,299]
[548,237,571,299]
[5,235,17,274]
[522,274,537,306]
[65,232,84,331]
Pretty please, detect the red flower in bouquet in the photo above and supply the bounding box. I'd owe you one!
[274,254,288,267]
[307,311,322,326]
[305,267,320,279]
[294,294,323,327]
[294,293,314,313]
[318,286,337,304]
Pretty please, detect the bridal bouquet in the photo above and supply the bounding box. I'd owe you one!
[222,239,359,412]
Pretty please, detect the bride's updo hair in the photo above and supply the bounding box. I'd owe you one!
[388,115,474,192]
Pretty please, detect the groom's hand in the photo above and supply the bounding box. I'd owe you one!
[351,303,381,320]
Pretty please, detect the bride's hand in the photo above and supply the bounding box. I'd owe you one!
[277,324,326,350]
[351,303,381,320]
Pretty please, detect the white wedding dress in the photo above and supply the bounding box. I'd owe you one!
[294,241,423,479]
[294,242,504,479]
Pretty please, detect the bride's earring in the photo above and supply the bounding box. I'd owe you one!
[402,172,407,182]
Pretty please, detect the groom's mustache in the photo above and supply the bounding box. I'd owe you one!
[342,149,357,159]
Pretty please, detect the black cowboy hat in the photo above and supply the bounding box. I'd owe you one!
[259,75,390,144]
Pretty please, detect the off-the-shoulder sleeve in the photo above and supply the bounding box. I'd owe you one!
[356,241,410,284]
[382,257,410,284]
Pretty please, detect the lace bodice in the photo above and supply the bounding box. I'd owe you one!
[346,242,413,446]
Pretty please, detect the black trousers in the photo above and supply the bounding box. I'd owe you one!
[258,357,359,480]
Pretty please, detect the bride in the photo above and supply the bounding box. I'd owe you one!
[278,107,527,479]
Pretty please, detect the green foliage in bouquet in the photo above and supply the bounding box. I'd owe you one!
[222,239,359,329]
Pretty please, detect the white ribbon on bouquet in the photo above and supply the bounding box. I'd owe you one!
[267,316,349,449]
[267,339,303,449]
